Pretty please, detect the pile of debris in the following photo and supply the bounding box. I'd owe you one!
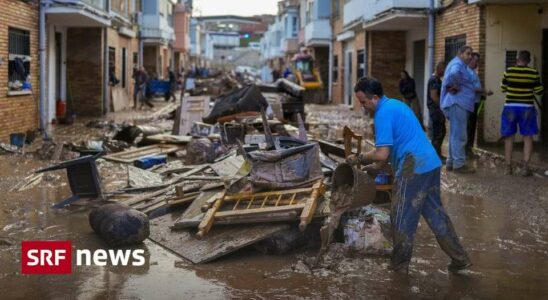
[6,82,393,265]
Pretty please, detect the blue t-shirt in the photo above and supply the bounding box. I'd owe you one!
[374,96,441,177]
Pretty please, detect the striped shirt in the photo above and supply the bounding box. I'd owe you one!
[501,66,544,107]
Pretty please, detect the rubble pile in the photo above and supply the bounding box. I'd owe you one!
[3,81,393,264]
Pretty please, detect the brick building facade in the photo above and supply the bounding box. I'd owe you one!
[0,0,39,141]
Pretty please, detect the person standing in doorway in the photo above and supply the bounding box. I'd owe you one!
[427,61,446,160]
[399,71,423,125]
[441,46,476,173]
[466,52,493,157]
[500,50,544,176]
[166,67,177,102]
[349,77,471,274]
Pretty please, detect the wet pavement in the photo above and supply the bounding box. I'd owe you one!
[1,104,547,299]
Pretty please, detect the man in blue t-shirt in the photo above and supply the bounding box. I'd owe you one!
[348,77,471,274]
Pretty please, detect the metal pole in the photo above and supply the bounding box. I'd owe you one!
[426,0,435,125]
[39,0,49,136]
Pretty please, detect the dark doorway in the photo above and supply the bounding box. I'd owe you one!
[413,40,426,116]
[55,32,62,101]
[122,47,127,88]
[542,30,548,144]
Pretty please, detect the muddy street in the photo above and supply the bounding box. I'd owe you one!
[1,150,546,298]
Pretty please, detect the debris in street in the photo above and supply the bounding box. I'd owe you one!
[36,155,104,208]
[89,203,150,246]
[127,165,163,188]
[103,144,180,163]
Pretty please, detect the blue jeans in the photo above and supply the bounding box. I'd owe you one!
[391,168,469,269]
[443,104,470,169]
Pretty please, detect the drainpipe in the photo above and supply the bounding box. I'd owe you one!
[103,27,109,115]
[426,0,435,124]
[39,0,49,136]
[328,41,333,103]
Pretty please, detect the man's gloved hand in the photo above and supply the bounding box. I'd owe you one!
[363,163,381,177]
[346,153,373,166]
[346,154,360,166]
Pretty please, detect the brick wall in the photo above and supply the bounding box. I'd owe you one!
[107,28,139,108]
[0,0,39,142]
[352,30,366,110]
[435,0,486,142]
[369,31,406,100]
[67,27,103,117]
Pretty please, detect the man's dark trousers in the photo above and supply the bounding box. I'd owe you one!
[391,167,469,269]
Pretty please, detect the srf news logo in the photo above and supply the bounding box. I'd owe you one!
[21,241,145,274]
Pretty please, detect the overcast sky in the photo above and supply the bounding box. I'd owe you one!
[193,0,278,16]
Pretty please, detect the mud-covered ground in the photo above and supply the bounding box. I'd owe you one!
[0,106,547,299]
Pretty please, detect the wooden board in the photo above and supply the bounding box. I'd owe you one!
[173,96,210,136]
[111,87,130,112]
[103,144,180,163]
[210,155,245,177]
[146,134,193,144]
[149,212,290,264]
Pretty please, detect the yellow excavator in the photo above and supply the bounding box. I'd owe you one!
[292,52,326,104]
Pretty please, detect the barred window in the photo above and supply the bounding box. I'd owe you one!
[505,50,518,68]
[357,49,365,80]
[8,28,31,90]
[444,34,466,64]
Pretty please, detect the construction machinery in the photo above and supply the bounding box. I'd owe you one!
[292,54,326,104]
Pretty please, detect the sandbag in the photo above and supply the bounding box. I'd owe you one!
[89,203,149,247]
[202,84,268,124]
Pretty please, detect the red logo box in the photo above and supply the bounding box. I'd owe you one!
[21,241,72,274]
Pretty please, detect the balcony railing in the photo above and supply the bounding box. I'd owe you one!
[305,19,331,44]
[82,0,108,11]
[374,0,430,14]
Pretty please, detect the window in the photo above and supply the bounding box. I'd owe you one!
[133,52,138,67]
[505,50,518,68]
[292,16,298,37]
[444,34,466,64]
[357,49,365,80]
[332,55,338,82]
[108,47,116,84]
[8,28,31,91]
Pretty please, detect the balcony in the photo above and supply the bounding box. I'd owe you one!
[141,15,175,44]
[343,0,374,28]
[46,0,111,27]
[304,19,331,46]
[374,0,430,13]
[468,0,548,4]
[362,0,429,31]
[281,38,298,53]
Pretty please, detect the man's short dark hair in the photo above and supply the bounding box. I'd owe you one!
[354,77,384,97]
[458,45,473,54]
[518,50,531,63]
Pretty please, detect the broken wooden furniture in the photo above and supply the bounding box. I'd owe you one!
[36,155,104,208]
[103,144,180,164]
[343,126,363,167]
[195,180,326,238]
[173,96,210,136]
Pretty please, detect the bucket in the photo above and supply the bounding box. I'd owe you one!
[10,133,26,147]
[332,163,377,208]
[56,99,66,118]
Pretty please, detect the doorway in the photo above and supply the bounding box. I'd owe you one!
[542,29,548,144]
[413,40,426,120]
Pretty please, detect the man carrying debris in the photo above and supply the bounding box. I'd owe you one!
[349,77,471,274]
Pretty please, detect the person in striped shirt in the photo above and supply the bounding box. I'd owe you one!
[500,50,544,176]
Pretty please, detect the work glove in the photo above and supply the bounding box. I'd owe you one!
[363,163,381,177]
[346,154,360,166]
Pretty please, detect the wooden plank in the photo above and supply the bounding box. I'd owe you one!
[104,144,180,163]
[146,134,193,144]
[149,212,290,264]
[299,181,324,231]
[196,191,226,239]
